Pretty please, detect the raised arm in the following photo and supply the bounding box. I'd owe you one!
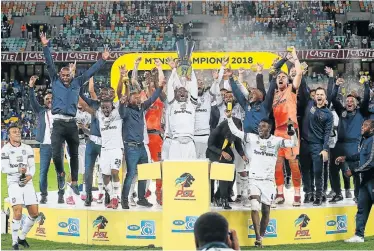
[359,80,371,116]
[117,65,128,99]
[132,56,141,83]
[88,77,98,100]
[236,68,249,99]
[155,59,167,102]
[28,76,43,113]
[296,77,310,112]
[230,77,247,110]
[40,33,58,81]
[255,64,265,96]
[227,116,246,142]
[291,47,302,90]
[79,93,100,111]
[325,67,334,105]
[189,69,198,101]
[263,76,277,112]
[331,78,345,117]
[143,80,165,110]
[78,50,108,86]
[166,58,178,103]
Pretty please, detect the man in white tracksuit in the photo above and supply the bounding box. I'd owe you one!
[166,60,198,160]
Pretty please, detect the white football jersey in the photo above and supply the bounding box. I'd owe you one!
[96,102,123,150]
[168,101,196,138]
[76,109,91,126]
[195,91,213,135]
[227,118,296,180]
[163,102,172,138]
[1,143,35,185]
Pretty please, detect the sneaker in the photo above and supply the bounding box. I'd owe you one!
[80,194,87,201]
[129,196,136,206]
[12,243,19,250]
[106,199,113,208]
[111,198,119,209]
[145,189,151,198]
[122,199,130,209]
[345,189,353,199]
[57,172,66,190]
[137,198,153,207]
[40,195,47,204]
[66,196,75,205]
[58,194,64,204]
[70,184,80,196]
[254,237,263,248]
[329,193,343,203]
[95,193,104,204]
[353,197,358,204]
[274,194,285,204]
[84,194,93,207]
[270,200,277,208]
[104,191,110,206]
[313,197,322,206]
[326,190,335,199]
[17,237,29,248]
[303,193,314,203]
[235,195,242,203]
[345,235,364,243]
[292,196,301,207]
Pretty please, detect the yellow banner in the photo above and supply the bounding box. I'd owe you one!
[110,51,287,100]
[162,160,210,250]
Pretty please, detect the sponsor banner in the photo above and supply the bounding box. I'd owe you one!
[248,219,277,238]
[325,215,348,235]
[162,161,210,250]
[2,49,374,63]
[126,220,156,239]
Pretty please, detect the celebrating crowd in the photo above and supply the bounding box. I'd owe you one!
[2,31,374,249]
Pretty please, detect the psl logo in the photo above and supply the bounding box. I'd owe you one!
[325,215,347,235]
[92,215,109,241]
[175,173,195,200]
[294,214,311,239]
[35,212,46,237]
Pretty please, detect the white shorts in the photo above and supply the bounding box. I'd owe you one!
[195,135,209,160]
[168,139,196,160]
[8,183,38,206]
[161,137,172,160]
[249,179,276,206]
[99,148,123,176]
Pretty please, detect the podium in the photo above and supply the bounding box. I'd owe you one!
[138,160,235,250]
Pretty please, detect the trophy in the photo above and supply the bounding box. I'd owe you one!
[176,38,195,82]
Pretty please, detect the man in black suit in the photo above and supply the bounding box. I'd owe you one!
[206,118,248,209]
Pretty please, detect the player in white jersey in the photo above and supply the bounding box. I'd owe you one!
[84,87,123,209]
[166,58,198,160]
[161,101,172,160]
[226,111,298,248]
[1,126,39,250]
[194,66,224,159]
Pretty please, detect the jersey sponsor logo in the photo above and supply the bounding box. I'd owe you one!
[273,98,287,108]
[92,215,109,241]
[101,125,117,131]
[254,149,275,157]
[196,108,208,113]
[10,163,27,168]
[126,220,156,239]
[294,214,311,240]
[174,109,192,115]
[175,173,195,201]
[16,156,23,162]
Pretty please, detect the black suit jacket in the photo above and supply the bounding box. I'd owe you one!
[206,118,245,164]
